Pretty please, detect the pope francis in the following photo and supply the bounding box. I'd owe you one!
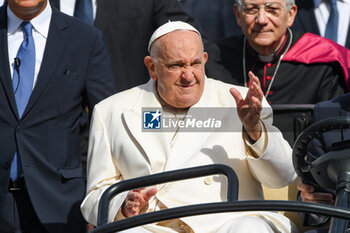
[80,21,298,233]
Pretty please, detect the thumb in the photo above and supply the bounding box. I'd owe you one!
[143,188,158,202]
[230,88,242,106]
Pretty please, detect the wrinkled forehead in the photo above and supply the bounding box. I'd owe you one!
[151,30,204,58]
[238,0,287,4]
[158,30,201,45]
[150,30,202,52]
[156,30,203,55]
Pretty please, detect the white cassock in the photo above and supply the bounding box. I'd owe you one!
[81,77,298,233]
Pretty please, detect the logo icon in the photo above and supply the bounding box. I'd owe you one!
[143,110,161,129]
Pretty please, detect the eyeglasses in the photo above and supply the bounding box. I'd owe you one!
[240,2,287,16]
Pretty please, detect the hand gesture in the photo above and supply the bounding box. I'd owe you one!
[230,71,263,141]
[297,182,334,205]
[122,187,158,217]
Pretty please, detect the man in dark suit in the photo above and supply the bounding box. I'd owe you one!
[50,0,201,92]
[0,0,116,232]
[177,0,242,41]
[292,0,350,49]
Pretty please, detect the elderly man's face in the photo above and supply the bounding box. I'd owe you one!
[145,30,208,108]
[234,0,297,55]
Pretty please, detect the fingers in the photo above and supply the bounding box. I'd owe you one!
[231,71,262,133]
[297,183,315,192]
[87,223,95,232]
[247,71,263,104]
[300,191,334,205]
[122,189,144,217]
[248,71,261,88]
[124,200,141,215]
[297,183,334,205]
[122,188,157,218]
[126,188,145,202]
[245,72,263,125]
[242,72,262,114]
[230,71,262,108]
[249,94,262,114]
[230,85,261,113]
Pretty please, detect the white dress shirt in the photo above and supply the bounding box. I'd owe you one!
[314,0,350,46]
[7,2,52,89]
[60,0,97,20]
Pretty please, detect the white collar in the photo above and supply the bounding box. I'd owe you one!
[258,54,274,63]
[314,0,350,7]
[7,2,52,39]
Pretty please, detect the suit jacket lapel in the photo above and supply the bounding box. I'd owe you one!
[0,4,20,119]
[22,8,67,118]
[346,26,350,49]
[49,0,60,10]
[297,3,320,35]
[123,80,171,174]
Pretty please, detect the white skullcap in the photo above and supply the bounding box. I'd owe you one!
[148,21,200,52]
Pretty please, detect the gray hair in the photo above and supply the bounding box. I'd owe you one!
[236,0,295,11]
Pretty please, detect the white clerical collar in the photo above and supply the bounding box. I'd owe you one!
[258,54,274,63]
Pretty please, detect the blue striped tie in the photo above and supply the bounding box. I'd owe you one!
[74,0,94,25]
[325,0,339,42]
[10,22,36,181]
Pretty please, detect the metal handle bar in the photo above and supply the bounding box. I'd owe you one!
[92,200,350,233]
[91,164,350,233]
[96,164,238,226]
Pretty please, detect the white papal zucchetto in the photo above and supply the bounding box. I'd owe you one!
[147,21,201,52]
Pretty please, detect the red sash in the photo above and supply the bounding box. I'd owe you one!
[282,33,350,90]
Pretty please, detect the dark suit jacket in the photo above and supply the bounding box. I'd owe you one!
[292,0,350,49]
[50,0,201,92]
[178,0,242,41]
[0,4,116,233]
